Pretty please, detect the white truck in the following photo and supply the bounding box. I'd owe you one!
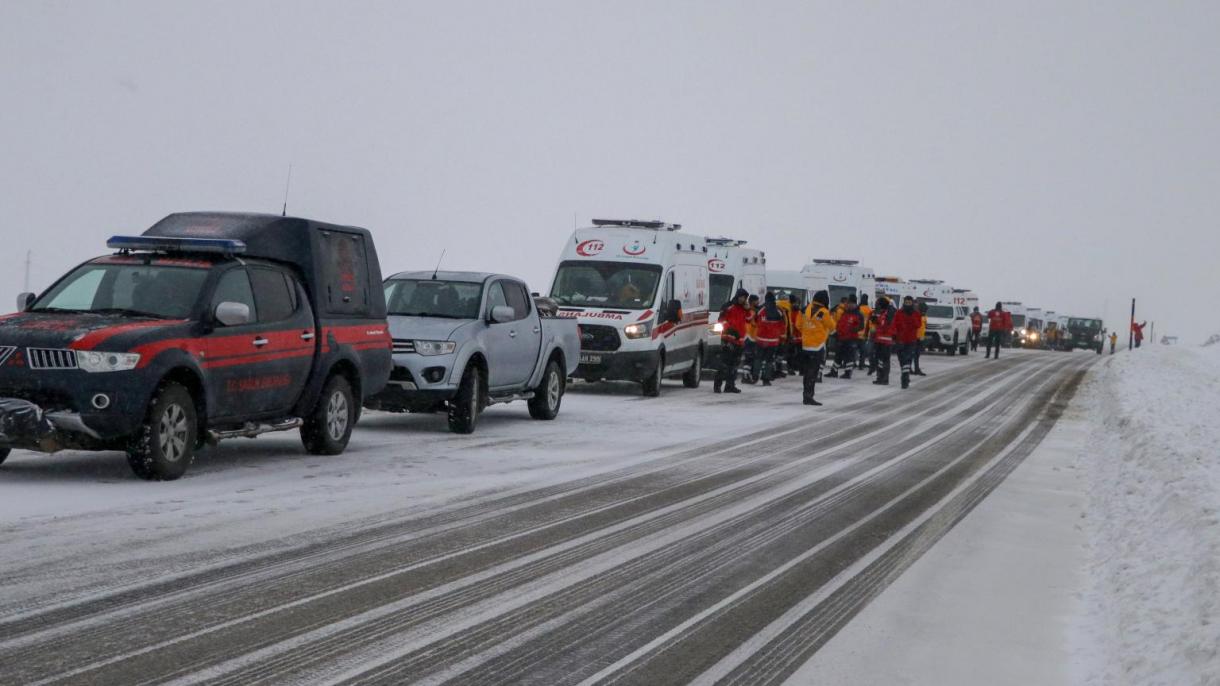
[704,237,767,355]
[802,259,875,308]
[909,279,971,355]
[549,219,709,397]
[1020,307,1045,347]
[1001,301,1028,347]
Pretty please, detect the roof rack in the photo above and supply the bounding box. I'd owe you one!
[108,235,247,257]
[591,219,682,231]
[811,258,859,266]
[705,236,747,247]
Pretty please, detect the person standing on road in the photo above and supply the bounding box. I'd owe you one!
[857,294,872,371]
[799,290,834,405]
[741,294,760,383]
[893,296,922,388]
[754,292,786,386]
[985,302,1011,359]
[913,301,928,376]
[715,289,751,394]
[870,297,896,386]
[1109,331,1118,354]
[828,295,864,379]
[969,307,983,351]
[775,293,794,378]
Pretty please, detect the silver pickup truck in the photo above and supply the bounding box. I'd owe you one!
[365,271,580,433]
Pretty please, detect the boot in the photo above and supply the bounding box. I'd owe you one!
[872,377,889,385]
[714,380,723,394]
[726,384,742,394]
[841,369,852,380]
[901,372,910,389]
[827,367,838,378]
[762,378,772,386]
[914,368,926,376]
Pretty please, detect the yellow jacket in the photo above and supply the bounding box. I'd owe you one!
[776,299,794,340]
[830,303,846,328]
[918,314,927,338]
[745,306,758,340]
[800,303,835,350]
[859,304,873,335]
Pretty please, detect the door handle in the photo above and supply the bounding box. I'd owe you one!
[532,327,541,334]
[301,331,315,341]
[253,337,269,347]
[509,330,517,338]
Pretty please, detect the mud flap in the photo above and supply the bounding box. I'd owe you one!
[0,398,56,445]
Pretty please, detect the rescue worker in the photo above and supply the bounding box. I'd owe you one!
[828,294,864,379]
[856,294,872,370]
[741,294,760,383]
[913,301,928,376]
[893,295,923,388]
[870,296,895,385]
[774,293,794,378]
[714,288,751,393]
[969,307,983,351]
[799,290,834,405]
[985,301,1012,359]
[754,292,786,385]
[1132,321,1146,348]
[1109,330,1118,354]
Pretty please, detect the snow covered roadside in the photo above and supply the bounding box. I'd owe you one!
[1078,345,1220,686]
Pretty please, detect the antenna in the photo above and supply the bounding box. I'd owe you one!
[23,250,31,292]
[281,164,293,217]
[431,249,446,280]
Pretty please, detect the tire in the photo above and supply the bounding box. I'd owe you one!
[127,382,197,481]
[948,334,958,356]
[641,353,662,398]
[301,375,356,455]
[528,359,564,420]
[448,364,483,434]
[0,448,9,467]
[682,347,703,388]
[960,342,969,356]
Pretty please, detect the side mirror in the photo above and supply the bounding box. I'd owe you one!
[664,299,682,324]
[214,301,251,327]
[17,292,35,312]
[489,305,515,323]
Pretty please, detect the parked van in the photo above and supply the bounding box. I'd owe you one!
[802,259,875,308]
[766,270,822,305]
[549,219,708,396]
[704,237,766,354]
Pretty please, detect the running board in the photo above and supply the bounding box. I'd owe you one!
[486,391,535,406]
[206,418,303,444]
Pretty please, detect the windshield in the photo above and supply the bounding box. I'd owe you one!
[1011,314,1027,327]
[32,263,208,319]
[1069,318,1102,330]
[709,275,735,309]
[926,305,955,319]
[551,261,662,309]
[828,285,855,308]
[384,279,484,319]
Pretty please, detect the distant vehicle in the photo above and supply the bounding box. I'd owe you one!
[802,259,875,308]
[908,279,970,355]
[1020,307,1044,348]
[367,271,580,433]
[549,219,708,396]
[766,270,821,305]
[952,288,980,313]
[1061,317,1105,353]
[0,212,393,480]
[874,275,907,307]
[704,237,766,357]
[1001,301,1028,347]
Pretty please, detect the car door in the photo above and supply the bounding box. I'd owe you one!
[482,280,535,390]
[247,266,316,415]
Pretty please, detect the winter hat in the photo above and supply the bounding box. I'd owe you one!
[812,290,829,306]
[735,288,750,300]
[876,296,890,309]
[860,293,870,306]
[764,291,776,303]
[848,293,858,304]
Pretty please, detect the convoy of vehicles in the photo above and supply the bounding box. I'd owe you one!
[549,219,709,396]
[0,212,393,480]
[0,211,1103,479]
[366,271,580,433]
[1001,301,1028,347]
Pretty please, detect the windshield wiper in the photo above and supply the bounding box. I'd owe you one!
[29,307,83,314]
[390,312,468,319]
[87,308,170,319]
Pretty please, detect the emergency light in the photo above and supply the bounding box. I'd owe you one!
[107,235,248,256]
[591,219,682,231]
[812,258,859,266]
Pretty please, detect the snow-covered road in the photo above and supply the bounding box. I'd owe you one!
[0,349,1095,685]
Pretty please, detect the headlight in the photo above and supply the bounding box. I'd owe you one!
[77,351,141,373]
[1030,332,1040,340]
[712,322,724,334]
[414,340,456,356]
[624,321,654,339]
[1018,327,1027,335]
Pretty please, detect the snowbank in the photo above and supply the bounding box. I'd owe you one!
[1078,346,1220,685]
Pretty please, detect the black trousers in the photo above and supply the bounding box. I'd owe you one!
[970,330,981,351]
[801,349,825,399]
[756,346,777,381]
[985,331,1004,357]
[836,339,857,368]
[716,342,743,386]
[874,344,892,381]
[895,342,916,376]
[914,340,923,371]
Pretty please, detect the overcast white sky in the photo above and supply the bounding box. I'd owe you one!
[3,1,1218,341]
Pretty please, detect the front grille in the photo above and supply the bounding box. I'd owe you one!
[580,324,621,352]
[390,366,416,383]
[392,339,416,354]
[26,348,78,370]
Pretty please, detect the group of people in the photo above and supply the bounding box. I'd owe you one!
[712,289,934,406]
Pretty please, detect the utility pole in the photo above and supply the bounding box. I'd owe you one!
[1128,298,1136,351]
[23,250,31,292]
[1151,321,1156,346]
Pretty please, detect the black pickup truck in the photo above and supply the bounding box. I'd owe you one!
[0,212,392,480]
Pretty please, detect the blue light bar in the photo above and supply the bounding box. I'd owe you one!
[107,235,247,256]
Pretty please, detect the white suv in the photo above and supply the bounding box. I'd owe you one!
[923,303,971,356]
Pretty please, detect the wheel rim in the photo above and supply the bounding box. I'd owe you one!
[470,373,480,416]
[694,352,702,383]
[547,369,561,409]
[326,390,349,441]
[158,403,188,463]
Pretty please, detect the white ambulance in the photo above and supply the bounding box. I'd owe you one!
[1001,301,1028,346]
[704,237,767,354]
[766,270,825,305]
[1021,307,1044,347]
[874,275,908,308]
[909,279,971,355]
[549,219,709,396]
[802,259,876,309]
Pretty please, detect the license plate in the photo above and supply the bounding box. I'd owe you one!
[580,353,603,364]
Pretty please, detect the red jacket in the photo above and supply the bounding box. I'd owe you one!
[755,306,786,347]
[835,309,865,341]
[893,308,922,344]
[970,312,983,333]
[871,308,895,345]
[987,309,1012,332]
[719,303,752,346]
